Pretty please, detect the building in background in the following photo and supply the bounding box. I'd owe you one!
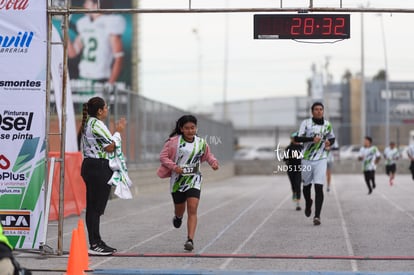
[213,78,414,151]
[344,79,414,148]
[213,97,300,148]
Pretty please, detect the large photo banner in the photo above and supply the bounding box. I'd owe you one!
[52,0,133,111]
[0,1,47,249]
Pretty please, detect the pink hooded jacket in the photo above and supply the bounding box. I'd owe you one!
[156,135,218,178]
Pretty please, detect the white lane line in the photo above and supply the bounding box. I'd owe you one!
[180,187,272,268]
[90,187,259,268]
[45,201,172,243]
[198,193,267,254]
[219,194,290,269]
[332,181,358,272]
[379,192,414,221]
[46,182,240,243]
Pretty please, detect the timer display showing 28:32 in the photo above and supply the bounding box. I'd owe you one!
[254,14,350,39]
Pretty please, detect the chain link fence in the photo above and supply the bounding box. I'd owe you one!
[52,84,235,167]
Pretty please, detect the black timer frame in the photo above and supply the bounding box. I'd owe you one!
[254,14,350,39]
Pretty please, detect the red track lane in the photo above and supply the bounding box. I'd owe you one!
[110,252,414,260]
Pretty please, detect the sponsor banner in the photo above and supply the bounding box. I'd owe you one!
[0,0,47,249]
[0,2,47,83]
[0,210,31,235]
[0,106,46,248]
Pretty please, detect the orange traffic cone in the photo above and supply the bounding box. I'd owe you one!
[65,228,86,275]
[77,219,89,271]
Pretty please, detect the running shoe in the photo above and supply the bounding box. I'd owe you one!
[184,239,194,251]
[88,243,114,256]
[99,240,117,252]
[295,201,301,211]
[313,217,321,226]
[304,199,313,217]
[173,216,182,228]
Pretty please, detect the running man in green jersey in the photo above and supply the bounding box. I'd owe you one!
[358,136,381,194]
[294,102,335,226]
[383,141,399,186]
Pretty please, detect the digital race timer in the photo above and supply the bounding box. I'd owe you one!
[254,14,350,39]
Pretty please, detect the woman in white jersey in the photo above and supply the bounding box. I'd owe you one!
[68,0,125,85]
[78,96,126,256]
[157,115,219,251]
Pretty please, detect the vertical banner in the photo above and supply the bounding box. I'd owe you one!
[0,1,47,249]
[51,25,78,152]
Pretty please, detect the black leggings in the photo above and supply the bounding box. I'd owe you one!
[363,170,376,191]
[410,161,414,180]
[81,158,113,246]
[287,171,301,200]
[303,184,324,218]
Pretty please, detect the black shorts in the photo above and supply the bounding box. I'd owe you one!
[385,164,396,175]
[172,188,201,204]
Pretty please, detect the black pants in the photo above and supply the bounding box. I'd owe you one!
[303,184,324,218]
[363,170,376,192]
[287,171,301,200]
[410,161,414,180]
[81,158,113,246]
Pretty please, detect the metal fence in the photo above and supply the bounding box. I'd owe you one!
[53,84,235,167]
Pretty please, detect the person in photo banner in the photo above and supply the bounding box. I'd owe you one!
[157,115,219,252]
[67,0,126,91]
[77,96,126,256]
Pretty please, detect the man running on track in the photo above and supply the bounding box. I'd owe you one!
[294,102,335,226]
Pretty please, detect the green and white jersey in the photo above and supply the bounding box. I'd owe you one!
[170,135,207,193]
[298,118,335,161]
[0,224,12,250]
[383,147,399,165]
[408,145,414,159]
[359,146,381,171]
[81,117,113,159]
[76,14,126,80]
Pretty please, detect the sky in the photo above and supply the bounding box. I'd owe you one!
[138,0,414,111]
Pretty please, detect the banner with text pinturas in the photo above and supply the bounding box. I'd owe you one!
[0,0,47,249]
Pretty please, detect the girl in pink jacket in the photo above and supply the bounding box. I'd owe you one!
[157,115,219,251]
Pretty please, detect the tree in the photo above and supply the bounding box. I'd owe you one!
[341,69,352,83]
[373,69,387,81]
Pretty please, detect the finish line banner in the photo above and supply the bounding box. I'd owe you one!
[0,1,47,249]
